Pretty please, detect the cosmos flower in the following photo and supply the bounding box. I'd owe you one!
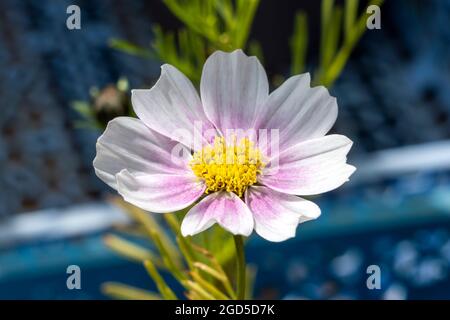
[93,49,355,242]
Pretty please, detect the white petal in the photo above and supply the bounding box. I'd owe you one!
[132,64,214,147]
[200,50,269,134]
[255,74,337,151]
[93,117,191,189]
[116,170,205,213]
[260,134,356,195]
[181,191,254,237]
[246,186,321,242]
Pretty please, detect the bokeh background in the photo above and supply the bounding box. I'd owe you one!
[1,0,450,299]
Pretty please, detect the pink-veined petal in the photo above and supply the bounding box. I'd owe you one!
[116,170,205,213]
[200,50,269,135]
[260,134,356,195]
[245,186,321,242]
[181,191,254,237]
[93,117,191,190]
[132,64,214,148]
[255,74,337,152]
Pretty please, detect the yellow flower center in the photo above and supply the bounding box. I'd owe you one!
[190,136,265,197]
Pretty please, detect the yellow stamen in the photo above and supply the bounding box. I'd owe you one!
[190,136,265,197]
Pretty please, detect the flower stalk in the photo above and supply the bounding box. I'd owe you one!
[234,235,246,300]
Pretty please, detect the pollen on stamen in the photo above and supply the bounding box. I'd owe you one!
[190,136,265,197]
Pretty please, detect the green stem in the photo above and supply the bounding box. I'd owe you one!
[233,235,246,300]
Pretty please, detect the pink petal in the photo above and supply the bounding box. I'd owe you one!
[200,50,269,135]
[260,134,356,195]
[116,170,205,213]
[93,117,191,190]
[246,186,321,242]
[132,64,215,148]
[181,191,254,237]
[255,74,337,152]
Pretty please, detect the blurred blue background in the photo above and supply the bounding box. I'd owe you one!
[1,0,450,299]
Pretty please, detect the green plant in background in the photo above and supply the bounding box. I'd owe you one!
[102,198,255,300]
[73,0,383,300]
[313,0,385,86]
[111,0,384,88]
[290,0,385,87]
[111,0,261,85]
